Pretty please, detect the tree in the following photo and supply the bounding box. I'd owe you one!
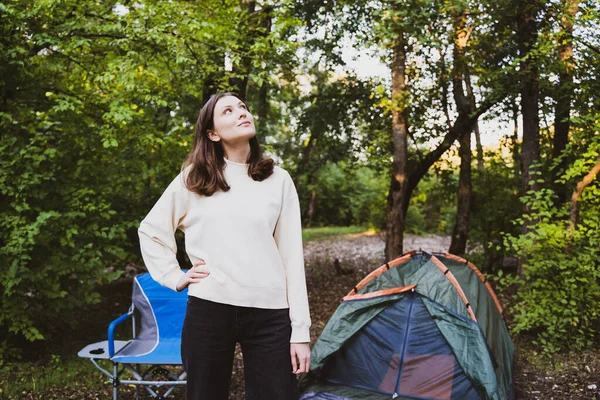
[293,72,387,226]
[448,6,474,255]
[386,5,410,257]
[0,0,304,357]
[384,0,504,258]
[516,0,543,265]
[552,0,580,202]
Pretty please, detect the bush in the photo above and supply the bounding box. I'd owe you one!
[405,170,457,235]
[0,0,192,359]
[502,124,600,355]
[469,144,521,271]
[299,162,388,229]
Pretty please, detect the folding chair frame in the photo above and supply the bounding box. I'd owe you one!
[78,304,187,399]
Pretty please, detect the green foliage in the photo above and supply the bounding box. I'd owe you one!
[0,0,304,359]
[344,167,389,229]
[502,120,600,356]
[1,0,599,364]
[299,162,388,229]
[469,142,522,271]
[405,167,457,236]
[0,356,111,398]
[504,218,600,355]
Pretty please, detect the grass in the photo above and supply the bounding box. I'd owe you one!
[0,356,107,399]
[0,353,187,399]
[302,226,372,242]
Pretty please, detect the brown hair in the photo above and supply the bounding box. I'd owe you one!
[182,92,274,196]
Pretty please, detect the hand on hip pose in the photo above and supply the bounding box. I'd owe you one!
[176,259,210,292]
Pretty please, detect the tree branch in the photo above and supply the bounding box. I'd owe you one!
[407,97,494,191]
[569,156,600,232]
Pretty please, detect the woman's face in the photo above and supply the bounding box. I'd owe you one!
[208,95,256,146]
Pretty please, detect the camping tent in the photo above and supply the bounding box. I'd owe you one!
[299,251,514,400]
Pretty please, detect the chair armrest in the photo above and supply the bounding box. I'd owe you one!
[108,312,132,357]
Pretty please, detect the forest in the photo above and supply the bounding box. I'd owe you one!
[1,0,599,398]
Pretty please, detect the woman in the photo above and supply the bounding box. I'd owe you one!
[138,92,311,400]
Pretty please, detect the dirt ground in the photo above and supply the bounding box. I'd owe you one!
[16,232,600,399]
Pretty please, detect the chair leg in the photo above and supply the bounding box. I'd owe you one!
[113,363,119,400]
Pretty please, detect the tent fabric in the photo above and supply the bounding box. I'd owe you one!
[112,273,188,364]
[300,251,514,400]
[421,298,500,398]
[323,294,481,399]
[434,254,513,398]
[301,383,391,400]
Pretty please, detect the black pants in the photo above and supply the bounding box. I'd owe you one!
[181,296,299,400]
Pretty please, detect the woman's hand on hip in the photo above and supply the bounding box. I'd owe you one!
[176,259,209,292]
[290,342,310,375]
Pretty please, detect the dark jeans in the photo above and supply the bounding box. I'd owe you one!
[181,296,299,400]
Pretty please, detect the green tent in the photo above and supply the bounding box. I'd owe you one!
[299,251,514,400]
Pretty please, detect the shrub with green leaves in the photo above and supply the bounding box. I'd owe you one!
[299,162,388,229]
[469,144,521,272]
[502,120,600,355]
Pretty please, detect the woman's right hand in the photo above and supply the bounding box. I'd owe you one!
[176,259,210,292]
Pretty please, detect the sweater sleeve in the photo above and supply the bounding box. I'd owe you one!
[273,173,311,343]
[138,170,189,291]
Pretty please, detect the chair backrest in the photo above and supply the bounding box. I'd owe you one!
[133,273,188,341]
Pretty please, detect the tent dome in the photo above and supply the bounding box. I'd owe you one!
[300,251,514,400]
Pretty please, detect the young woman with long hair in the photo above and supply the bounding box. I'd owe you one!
[138,92,311,399]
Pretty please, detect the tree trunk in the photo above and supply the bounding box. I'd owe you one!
[552,0,579,202]
[228,0,255,95]
[450,128,472,255]
[518,1,541,195]
[294,132,316,189]
[296,136,317,223]
[385,26,409,260]
[257,4,273,123]
[438,49,453,130]
[465,71,484,171]
[517,0,541,276]
[449,9,473,255]
[473,123,484,170]
[229,0,272,98]
[512,99,521,179]
[306,179,318,227]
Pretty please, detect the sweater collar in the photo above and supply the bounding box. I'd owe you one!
[224,157,249,174]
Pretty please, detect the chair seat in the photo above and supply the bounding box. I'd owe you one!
[78,340,131,360]
[112,338,182,364]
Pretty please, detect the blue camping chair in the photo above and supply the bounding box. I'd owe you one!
[78,273,188,399]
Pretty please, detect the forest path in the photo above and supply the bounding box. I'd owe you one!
[304,231,451,265]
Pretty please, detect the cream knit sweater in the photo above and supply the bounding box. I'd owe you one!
[138,158,311,343]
